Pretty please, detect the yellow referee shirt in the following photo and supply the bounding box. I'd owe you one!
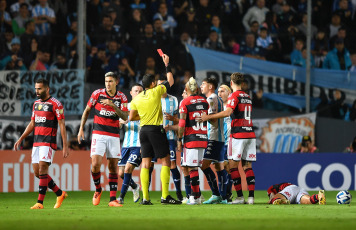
[130,82,168,126]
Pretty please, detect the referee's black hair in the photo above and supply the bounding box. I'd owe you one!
[142,74,156,89]
[202,76,218,90]
[35,78,49,87]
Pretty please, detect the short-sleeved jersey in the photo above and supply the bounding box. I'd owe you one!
[130,81,169,126]
[161,94,178,140]
[31,97,64,150]
[267,182,293,197]
[223,105,231,146]
[88,88,128,137]
[122,103,141,148]
[226,90,256,139]
[32,5,56,35]
[206,93,225,142]
[179,95,209,149]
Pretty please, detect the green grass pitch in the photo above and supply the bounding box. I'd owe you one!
[0,191,355,230]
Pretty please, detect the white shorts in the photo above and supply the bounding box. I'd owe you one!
[181,148,204,167]
[91,134,121,159]
[279,185,309,204]
[32,146,55,164]
[228,138,256,162]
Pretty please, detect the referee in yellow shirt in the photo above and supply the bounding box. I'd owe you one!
[129,54,181,205]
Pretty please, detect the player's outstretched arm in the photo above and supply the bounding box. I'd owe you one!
[58,119,69,158]
[200,107,233,122]
[162,54,174,87]
[13,120,35,150]
[78,105,91,144]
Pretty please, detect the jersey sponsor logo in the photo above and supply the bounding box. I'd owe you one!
[242,127,253,131]
[99,109,116,117]
[196,134,207,139]
[35,115,46,123]
[196,105,204,110]
[239,93,249,97]
[240,98,252,104]
[190,99,197,104]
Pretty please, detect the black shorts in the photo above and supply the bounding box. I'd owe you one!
[140,125,170,159]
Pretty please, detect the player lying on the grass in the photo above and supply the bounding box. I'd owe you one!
[267,182,326,205]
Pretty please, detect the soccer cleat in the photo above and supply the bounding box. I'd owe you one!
[54,191,68,209]
[219,199,229,204]
[246,197,254,205]
[140,199,153,205]
[30,203,44,209]
[272,198,290,205]
[187,196,201,205]
[203,195,222,204]
[176,191,184,202]
[318,190,326,205]
[92,191,102,206]
[182,197,189,204]
[132,185,140,203]
[117,197,124,204]
[231,196,245,204]
[200,194,205,203]
[108,200,123,207]
[161,195,182,205]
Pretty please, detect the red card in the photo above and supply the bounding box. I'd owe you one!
[157,49,164,56]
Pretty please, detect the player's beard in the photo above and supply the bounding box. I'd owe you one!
[37,91,47,100]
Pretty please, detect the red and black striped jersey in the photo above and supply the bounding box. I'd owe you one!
[267,182,293,197]
[88,89,128,137]
[31,96,64,150]
[179,95,209,149]
[226,90,256,139]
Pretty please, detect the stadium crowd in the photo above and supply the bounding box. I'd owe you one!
[1,0,356,119]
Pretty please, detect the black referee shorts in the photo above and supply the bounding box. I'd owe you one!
[140,125,170,159]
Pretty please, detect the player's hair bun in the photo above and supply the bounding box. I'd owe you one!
[188,77,197,93]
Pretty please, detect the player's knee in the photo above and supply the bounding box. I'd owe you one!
[124,165,134,174]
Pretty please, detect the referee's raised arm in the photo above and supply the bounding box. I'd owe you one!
[162,54,174,87]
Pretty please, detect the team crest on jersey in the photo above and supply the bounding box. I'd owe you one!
[43,105,49,111]
[114,101,121,107]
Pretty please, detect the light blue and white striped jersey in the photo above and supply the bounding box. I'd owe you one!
[10,2,33,15]
[207,93,225,142]
[32,5,55,35]
[122,103,141,148]
[223,105,231,146]
[161,94,178,140]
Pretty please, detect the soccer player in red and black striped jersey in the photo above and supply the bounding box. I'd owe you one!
[200,72,257,204]
[177,77,209,205]
[77,72,128,207]
[14,78,69,209]
[267,182,326,205]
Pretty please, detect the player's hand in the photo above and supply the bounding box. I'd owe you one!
[164,112,174,121]
[100,99,114,107]
[177,140,182,152]
[63,147,70,158]
[162,54,169,66]
[164,124,171,132]
[198,112,209,122]
[13,139,22,151]
[77,129,84,144]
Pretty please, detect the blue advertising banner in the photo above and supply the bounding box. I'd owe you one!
[0,70,85,116]
[254,153,356,191]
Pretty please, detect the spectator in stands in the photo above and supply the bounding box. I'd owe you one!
[20,21,37,67]
[344,136,356,153]
[10,0,32,18]
[12,3,32,36]
[172,31,195,75]
[293,46,314,68]
[86,46,108,84]
[180,7,197,41]
[295,135,319,153]
[32,0,56,36]
[277,2,298,31]
[256,27,273,50]
[263,11,279,38]
[227,36,240,55]
[117,58,135,89]
[142,56,157,76]
[272,0,284,14]
[153,18,170,48]
[66,19,91,54]
[323,38,352,70]
[91,14,120,47]
[296,13,318,39]
[153,2,177,37]
[312,29,329,68]
[49,53,67,70]
[173,0,189,31]
[334,0,354,28]
[106,39,121,72]
[0,26,15,56]
[203,30,225,52]
[328,13,342,38]
[328,89,348,119]
[249,20,260,37]
[0,0,12,32]
[329,27,350,50]
[210,15,229,45]
[29,50,51,71]
[86,0,102,33]
[130,0,147,10]
[242,0,269,32]
[0,38,26,70]
[195,0,217,44]
[241,78,264,108]
[102,0,124,32]
[349,51,356,71]
[290,39,304,65]
[239,32,265,60]
[127,9,146,49]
